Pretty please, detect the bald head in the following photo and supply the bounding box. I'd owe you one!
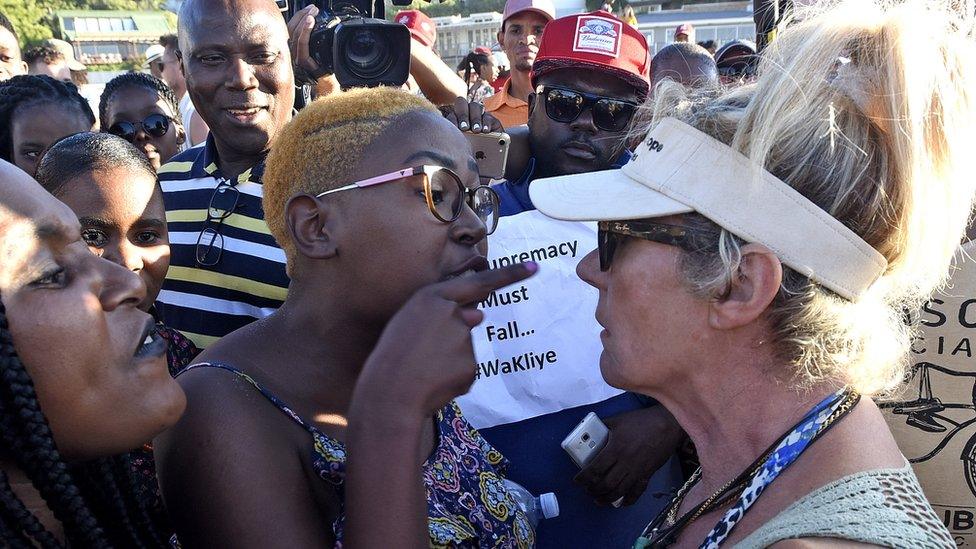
[178,0,286,54]
[651,42,718,90]
[176,0,294,167]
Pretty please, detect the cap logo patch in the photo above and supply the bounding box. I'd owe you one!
[398,16,410,24]
[573,15,622,58]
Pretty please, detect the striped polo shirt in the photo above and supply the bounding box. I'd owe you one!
[157,137,288,348]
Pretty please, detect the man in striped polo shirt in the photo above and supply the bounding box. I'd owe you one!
[157,0,294,348]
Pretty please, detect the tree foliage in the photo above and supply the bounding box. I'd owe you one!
[385,0,506,19]
[0,0,171,46]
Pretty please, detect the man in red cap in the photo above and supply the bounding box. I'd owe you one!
[674,22,695,43]
[483,0,556,127]
[495,11,651,215]
[395,9,437,49]
[481,11,685,549]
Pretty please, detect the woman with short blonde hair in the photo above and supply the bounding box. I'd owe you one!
[530,0,974,546]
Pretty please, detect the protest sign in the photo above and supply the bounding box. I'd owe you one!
[884,241,976,545]
[456,209,623,430]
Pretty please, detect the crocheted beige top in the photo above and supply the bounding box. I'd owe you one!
[736,463,954,548]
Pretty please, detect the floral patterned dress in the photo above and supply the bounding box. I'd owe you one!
[178,362,536,548]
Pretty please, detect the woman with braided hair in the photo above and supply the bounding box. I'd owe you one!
[458,49,497,103]
[0,75,94,175]
[0,161,186,546]
[99,73,186,171]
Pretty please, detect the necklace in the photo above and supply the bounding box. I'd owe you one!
[635,389,860,549]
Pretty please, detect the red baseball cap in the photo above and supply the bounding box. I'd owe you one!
[502,0,556,25]
[674,23,694,37]
[532,11,651,99]
[395,10,437,48]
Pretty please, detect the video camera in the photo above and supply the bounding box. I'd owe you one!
[277,0,416,88]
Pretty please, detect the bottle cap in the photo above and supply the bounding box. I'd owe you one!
[539,492,559,519]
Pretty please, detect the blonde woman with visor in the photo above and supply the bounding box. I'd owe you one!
[527,0,975,547]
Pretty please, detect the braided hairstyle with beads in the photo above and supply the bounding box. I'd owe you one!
[98,72,182,128]
[0,75,95,164]
[0,298,169,548]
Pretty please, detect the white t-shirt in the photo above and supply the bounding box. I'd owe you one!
[178,93,203,147]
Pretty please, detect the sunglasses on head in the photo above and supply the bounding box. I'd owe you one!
[107,113,172,142]
[538,86,639,132]
[598,220,711,271]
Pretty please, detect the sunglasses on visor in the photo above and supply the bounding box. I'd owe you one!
[538,86,639,132]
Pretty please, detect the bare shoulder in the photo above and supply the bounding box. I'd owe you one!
[769,538,884,548]
[154,353,336,547]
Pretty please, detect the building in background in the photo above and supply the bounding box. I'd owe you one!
[634,1,753,54]
[53,10,176,66]
[433,12,504,69]
[431,1,752,70]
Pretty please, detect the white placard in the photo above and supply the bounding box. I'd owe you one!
[457,209,624,429]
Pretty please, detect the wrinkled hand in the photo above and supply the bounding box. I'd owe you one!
[353,263,537,420]
[288,5,320,76]
[441,97,504,134]
[574,405,685,506]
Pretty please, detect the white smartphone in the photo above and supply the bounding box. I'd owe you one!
[562,412,625,507]
[561,412,610,468]
[465,131,511,180]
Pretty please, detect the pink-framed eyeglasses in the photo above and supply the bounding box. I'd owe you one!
[317,165,500,234]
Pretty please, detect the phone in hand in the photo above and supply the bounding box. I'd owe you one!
[465,132,510,180]
[561,412,610,468]
[562,412,625,507]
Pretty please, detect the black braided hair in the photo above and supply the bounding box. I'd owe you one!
[0,299,169,548]
[458,51,491,91]
[0,75,95,164]
[98,72,182,128]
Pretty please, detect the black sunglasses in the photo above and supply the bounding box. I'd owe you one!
[538,86,638,132]
[107,113,172,141]
[598,220,710,271]
[195,180,241,267]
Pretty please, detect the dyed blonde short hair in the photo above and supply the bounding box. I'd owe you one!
[263,87,438,269]
[632,0,976,395]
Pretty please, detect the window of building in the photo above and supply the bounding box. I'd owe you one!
[696,27,717,42]
[715,25,737,43]
[98,18,112,32]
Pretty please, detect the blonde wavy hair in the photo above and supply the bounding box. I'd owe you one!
[632,0,976,395]
[263,87,438,271]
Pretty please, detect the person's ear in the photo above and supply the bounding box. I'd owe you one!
[285,194,338,261]
[497,29,505,48]
[707,243,782,331]
[176,49,185,77]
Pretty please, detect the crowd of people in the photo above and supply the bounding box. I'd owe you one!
[0,0,974,547]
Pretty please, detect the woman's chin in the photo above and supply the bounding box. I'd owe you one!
[598,350,630,391]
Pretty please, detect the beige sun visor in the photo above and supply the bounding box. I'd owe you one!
[530,118,888,301]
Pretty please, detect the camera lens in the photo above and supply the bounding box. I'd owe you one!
[343,28,393,79]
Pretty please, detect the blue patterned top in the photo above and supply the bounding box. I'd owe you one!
[179,362,536,548]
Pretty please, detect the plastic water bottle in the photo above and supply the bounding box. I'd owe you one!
[502,479,560,527]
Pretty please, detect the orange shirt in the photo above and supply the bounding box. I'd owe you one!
[483,80,529,128]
